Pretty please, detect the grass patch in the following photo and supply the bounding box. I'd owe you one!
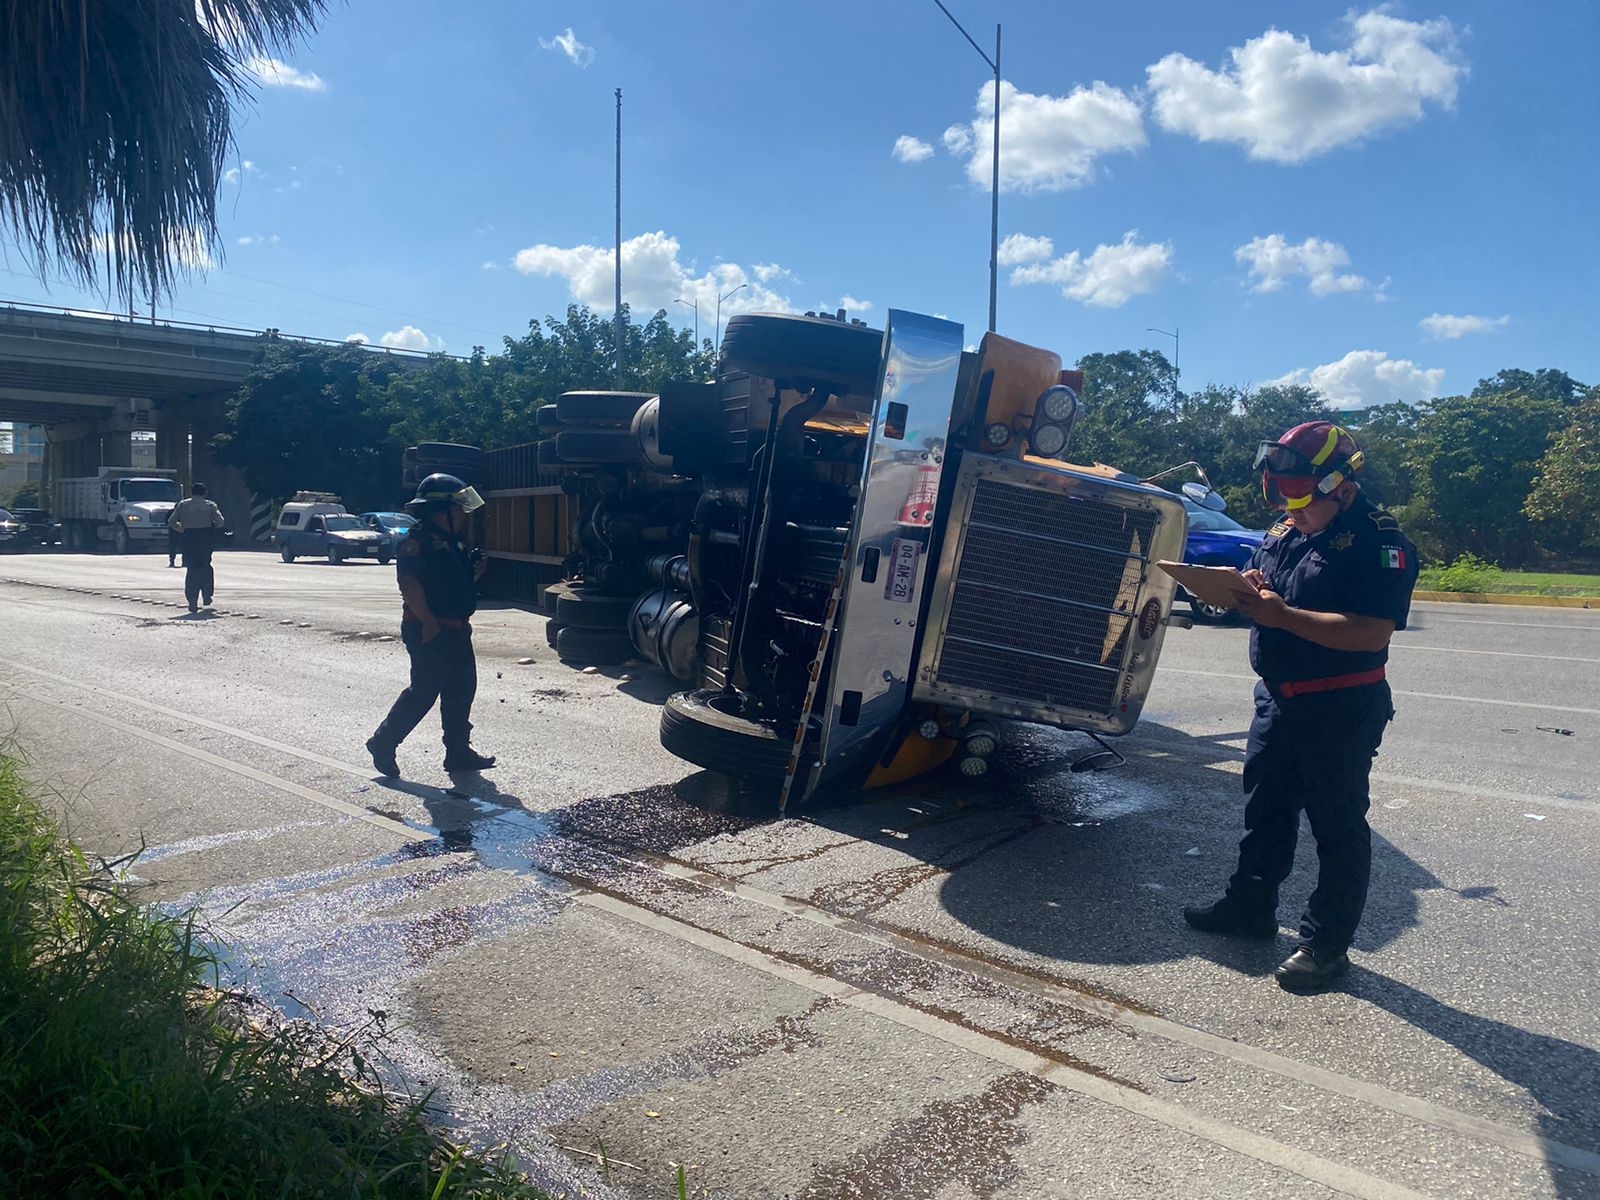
[0,747,550,1200]
[1418,554,1600,596]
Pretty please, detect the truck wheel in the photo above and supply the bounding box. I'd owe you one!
[555,391,655,426]
[659,688,797,781]
[280,548,295,563]
[1189,596,1234,624]
[327,546,343,565]
[553,429,643,466]
[555,625,633,665]
[555,587,637,628]
[719,314,883,396]
[112,524,130,554]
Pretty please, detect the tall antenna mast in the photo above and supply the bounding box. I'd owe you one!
[614,87,624,387]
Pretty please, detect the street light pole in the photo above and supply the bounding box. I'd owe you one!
[933,1,1001,332]
[715,282,747,353]
[1147,326,1180,411]
[676,297,699,348]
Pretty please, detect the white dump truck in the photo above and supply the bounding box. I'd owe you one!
[55,467,182,553]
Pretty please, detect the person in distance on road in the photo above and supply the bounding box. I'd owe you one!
[168,482,226,614]
[1183,421,1419,993]
[366,473,496,778]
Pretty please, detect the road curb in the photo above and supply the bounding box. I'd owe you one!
[1414,590,1596,609]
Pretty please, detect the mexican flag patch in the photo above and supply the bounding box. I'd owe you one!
[1382,546,1408,570]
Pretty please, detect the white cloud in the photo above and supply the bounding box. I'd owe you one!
[997,233,1054,267]
[892,135,935,164]
[480,260,501,271]
[243,56,327,92]
[1148,11,1464,163]
[379,325,443,351]
[1009,230,1172,308]
[345,333,369,344]
[222,159,259,186]
[1419,312,1509,340]
[512,229,796,320]
[943,80,1145,192]
[1236,234,1369,296]
[837,295,872,313]
[539,28,595,67]
[235,234,279,247]
[1270,350,1445,410]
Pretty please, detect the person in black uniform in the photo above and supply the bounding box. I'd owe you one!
[365,474,496,778]
[1184,421,1419,992]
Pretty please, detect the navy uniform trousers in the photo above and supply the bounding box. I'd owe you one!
[1228,680,1394,954]
[371,624,478,755]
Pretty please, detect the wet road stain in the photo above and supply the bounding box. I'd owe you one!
[800,1073,1053,1200]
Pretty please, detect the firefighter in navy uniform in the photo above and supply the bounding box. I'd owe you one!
[365,474,496,778]
[1184,421,1419,992]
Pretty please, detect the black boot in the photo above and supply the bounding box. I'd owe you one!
[1182,897,1278,939]
[366,736,400,778]
[1274,947,1350,993]
[443,748,496,773]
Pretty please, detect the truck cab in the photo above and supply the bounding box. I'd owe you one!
[523,311,1194,808]
[55,469,181,552]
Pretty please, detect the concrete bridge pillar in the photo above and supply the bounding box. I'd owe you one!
[99,429,132,468]
[189,423,250,536]
[155,416,191,490]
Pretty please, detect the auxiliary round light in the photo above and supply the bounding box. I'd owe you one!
[1040,384,1079,423]
[984,421,1012,448]
[917,718,943,741]
[959,755,989,777]
[964,730,998,758]
[1031,422,1068,457]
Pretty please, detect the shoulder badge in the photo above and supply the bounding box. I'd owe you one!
[1267,520,1292,538]
[1331,530,1356,551]
[1368,509,1400,532]
[1380,545,1410,571]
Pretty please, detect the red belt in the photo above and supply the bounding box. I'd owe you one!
[1274,667,1386,699]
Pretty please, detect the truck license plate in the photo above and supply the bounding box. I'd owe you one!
[885,537,920,604]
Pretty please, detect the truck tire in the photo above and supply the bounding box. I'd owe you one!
[555,587,637,628]
[328,545,343,565]
[719,314,883,396]
[555,625,633,665]
[535,438,564,474]
[536,405,565,433]
[659,688,796,781]
[281,547,296,563]
[553,429,643,466]
[556,391,655,426]
[112,524,130,554]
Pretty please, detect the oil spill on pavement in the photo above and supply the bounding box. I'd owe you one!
[798,1072,1053,1200]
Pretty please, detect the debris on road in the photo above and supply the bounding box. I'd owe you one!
[1535,725,1575,736]
[1524,813,1548,821]
[517,657,534,665]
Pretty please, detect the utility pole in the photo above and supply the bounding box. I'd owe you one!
[613,87,624,388]
[933,2,1001,332]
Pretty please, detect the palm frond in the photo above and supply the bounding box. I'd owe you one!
[0,0,328,304]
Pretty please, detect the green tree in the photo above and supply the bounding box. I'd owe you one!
[213,340,408,511]
[1071,349,1177,473]
[1343,400,1420,512]
[1404,392,1568,566]
[1472,368,1590,406]
[1525,398,1600,556]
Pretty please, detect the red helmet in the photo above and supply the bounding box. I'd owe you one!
[1253,421,1365,511]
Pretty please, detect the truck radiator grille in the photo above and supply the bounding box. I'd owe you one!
[935,479,1159,714]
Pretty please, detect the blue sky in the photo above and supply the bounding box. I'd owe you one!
[7,1,1597,408]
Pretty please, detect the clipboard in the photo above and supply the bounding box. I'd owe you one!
[1156,561,1260,610]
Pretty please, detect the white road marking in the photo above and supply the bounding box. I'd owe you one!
[1159,668,1600,717]
[1394,644,1600,665]
[1418,615,1600,632]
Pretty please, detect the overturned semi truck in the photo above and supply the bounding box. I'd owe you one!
[493,311,1195,809]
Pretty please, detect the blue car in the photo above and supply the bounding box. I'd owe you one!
[1179,497,1265,622]
[358,511,416,557]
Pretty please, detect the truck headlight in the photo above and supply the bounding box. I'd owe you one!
[1030,422,1068,457]
[1039,384,1079,424]
[125,514,141,522]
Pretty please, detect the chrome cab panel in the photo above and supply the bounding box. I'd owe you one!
[912,454,1187,734]
[809,310,966,797]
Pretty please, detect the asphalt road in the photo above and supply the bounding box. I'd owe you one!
[3,549,1597,1200]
